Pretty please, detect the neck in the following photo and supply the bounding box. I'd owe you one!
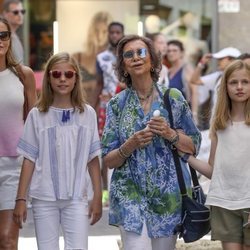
[230,101,246,121]
[0,58,7,71]
[52,96,73,109]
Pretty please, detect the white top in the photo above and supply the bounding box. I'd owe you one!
[198,71,222,105]
[206,121,250,209]
[17,105,101,201]
[0,69,24,156]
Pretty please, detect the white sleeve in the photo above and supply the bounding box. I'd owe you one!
[17,109,39,162]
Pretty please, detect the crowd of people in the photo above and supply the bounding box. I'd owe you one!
[1,0,250,250]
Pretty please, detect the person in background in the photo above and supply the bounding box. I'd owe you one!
[146,32,169,87]
[238,53,250,65]
[72,11,112,108]
[166,39,197,118]
[187,60,250,250]
[13,52,102,250]
[2,0,25,63]
[0,16,36,249]
[95,22,124,206]
[190,47,241,129]
[102,35,201,250]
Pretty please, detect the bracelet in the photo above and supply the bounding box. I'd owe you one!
[168,130,179,149]
[118,146,130,159]
[15,198,27,202]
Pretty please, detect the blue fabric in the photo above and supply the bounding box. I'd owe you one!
[102,86,201,238]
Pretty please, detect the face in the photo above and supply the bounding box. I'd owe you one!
[154,34,167,57]
[95,22,108,48]
[217,57,232,71]
[4,3,25,28]
[49,62,76,99]
[227,68,250,104]
[108,25,123,47]
[167,44,183,63]
[0,22,11,57]
[123,40,152,78]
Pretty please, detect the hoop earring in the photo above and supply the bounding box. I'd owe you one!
[124,72,128,77]
[150,67,155,72]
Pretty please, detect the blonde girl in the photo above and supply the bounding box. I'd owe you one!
[188,60,250,250]
[13,52,102,250]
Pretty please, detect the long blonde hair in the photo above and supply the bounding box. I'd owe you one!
[37,52,86,112]
[210,60,250,135]
[84,11,112,56]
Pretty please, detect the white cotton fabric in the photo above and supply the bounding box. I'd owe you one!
[206,121,250,210]
[17,105,101,201]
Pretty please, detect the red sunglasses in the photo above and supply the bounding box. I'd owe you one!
[49,70,76,79]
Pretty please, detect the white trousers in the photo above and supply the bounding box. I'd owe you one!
[120,223,177,250]
[32,199,89,250]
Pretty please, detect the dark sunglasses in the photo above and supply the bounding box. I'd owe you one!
[49,70,76,79]
[0,31,11,41]
[123,48,147,59]
[10,9,26,15]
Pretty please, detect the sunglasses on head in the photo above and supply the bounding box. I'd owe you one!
[123,48,147,59]
[0,31,11,41]
[10,9,26,15]
[49,70,76,79]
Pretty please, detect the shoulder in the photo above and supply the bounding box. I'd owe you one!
[20,65,34,77]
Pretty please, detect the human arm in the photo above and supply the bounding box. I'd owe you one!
[103,127,154,169]
[88,156,102,225]
[190,53,212,85]
[21,65,37,113]
[147,117,195,154]
[208,133,217,168]
[13,158,35,228]
[187,155,213,179]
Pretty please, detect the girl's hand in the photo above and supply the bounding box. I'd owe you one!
[89,195,102,225]
[13,200,27,229]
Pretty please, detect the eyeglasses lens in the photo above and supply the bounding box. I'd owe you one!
[50,70,75,79]
[123,48,147,59]
[0,31,11,41]
[12,9,26,15]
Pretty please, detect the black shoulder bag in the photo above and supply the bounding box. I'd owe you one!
[164,89,211,243]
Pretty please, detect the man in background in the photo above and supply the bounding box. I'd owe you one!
[3,0,25,63]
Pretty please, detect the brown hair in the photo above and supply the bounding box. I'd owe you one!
[115,35,161,87]
[37,52,86,112]
[210,60,250,135]
[0,16,18,67]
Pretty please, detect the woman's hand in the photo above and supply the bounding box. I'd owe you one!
[147,116,176,140]
[132,127,154,148]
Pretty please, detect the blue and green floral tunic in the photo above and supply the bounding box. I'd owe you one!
[102,85,201,238]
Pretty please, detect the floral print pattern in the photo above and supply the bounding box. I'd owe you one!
[102,85,201,238]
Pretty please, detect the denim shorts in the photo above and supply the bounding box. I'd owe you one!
[0,156,22,210]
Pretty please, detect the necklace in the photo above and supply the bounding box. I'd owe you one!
[137,85,154,101]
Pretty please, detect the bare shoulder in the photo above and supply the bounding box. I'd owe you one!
[18,65,36,89]
[20,65,34,77]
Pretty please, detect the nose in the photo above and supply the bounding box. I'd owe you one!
[236,82,243,89]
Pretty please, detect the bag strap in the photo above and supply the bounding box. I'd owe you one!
[163,89,200,195]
